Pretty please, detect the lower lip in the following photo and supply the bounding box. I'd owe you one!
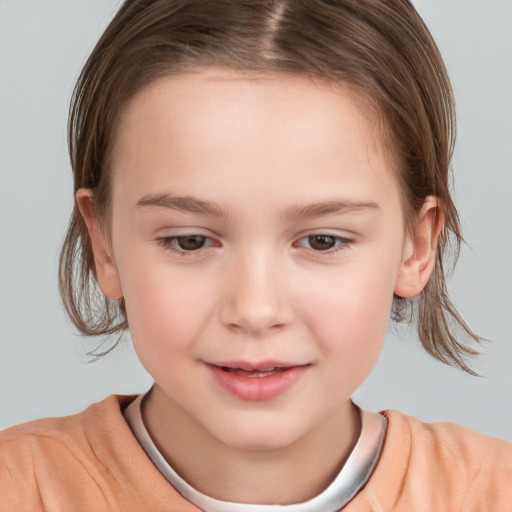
[207,364,308,401]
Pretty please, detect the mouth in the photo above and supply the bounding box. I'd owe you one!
[218,366,293,378]
[206,361,310,401]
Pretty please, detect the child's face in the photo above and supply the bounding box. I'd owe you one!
[83,69,428,450]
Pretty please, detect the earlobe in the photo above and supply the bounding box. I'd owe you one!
[394,196,444,298]
[76,189,123,301]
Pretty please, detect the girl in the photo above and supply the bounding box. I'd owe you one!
[1,1,511,510]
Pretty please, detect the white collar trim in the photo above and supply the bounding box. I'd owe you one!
[124,392,386,512]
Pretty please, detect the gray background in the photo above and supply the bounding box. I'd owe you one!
[0,1,511,441]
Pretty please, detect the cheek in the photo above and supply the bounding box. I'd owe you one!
[306,279,393,355]
[301,253,399,386]
[117,255,216,356]
[306,252,397,328]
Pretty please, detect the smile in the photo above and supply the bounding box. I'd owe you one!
[207,362,309,401]
[220,366,290,377]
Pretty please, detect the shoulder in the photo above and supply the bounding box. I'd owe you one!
[392,410,512,509]
[350,410,512,512]
[0,394,199,511]
[392,409,512,459]
[0,395,139,510]
[0,394,135,452]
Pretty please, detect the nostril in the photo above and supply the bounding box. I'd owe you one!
[226,323,244,333]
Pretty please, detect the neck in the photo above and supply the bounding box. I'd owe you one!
[142,386,360,505]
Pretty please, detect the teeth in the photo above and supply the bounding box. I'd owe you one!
[223,366,286,377]
[222,366,280,371]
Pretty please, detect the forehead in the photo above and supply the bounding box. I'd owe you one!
[109,69,398,209]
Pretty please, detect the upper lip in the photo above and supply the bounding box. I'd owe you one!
[208,360,309,371]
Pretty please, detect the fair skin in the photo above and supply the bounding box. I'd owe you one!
[78,69,441,505]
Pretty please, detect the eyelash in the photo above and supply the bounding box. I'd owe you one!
[156,233,352,256]
[294,234,351,255]
[157,235,215,256]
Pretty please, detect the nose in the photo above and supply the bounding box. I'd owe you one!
[219,252,294,335]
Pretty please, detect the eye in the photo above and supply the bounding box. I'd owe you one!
[174,235,208,251]
[157,235,216,254]
[295,234,349,252]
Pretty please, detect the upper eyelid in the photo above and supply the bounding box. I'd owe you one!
[155,231,354,247]
[159,234,216,245]
[155,231,353,241]
[295,231,353,242]
[294,234,351,246]
[295,226,357,237]
[155,229,220,245]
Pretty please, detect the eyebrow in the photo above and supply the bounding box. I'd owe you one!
[137,194,229,217]
[285,200,380,220]
[136,193,379,219]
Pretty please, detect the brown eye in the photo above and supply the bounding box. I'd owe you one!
[294,234,349,253]
[176,235,207,251]
[307,235,337,251]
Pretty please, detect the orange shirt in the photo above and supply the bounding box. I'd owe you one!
[1,395,511,511]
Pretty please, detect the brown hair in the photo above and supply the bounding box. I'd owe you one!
[59,0,480,372]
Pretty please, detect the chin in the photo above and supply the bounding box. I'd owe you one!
[211,413,308,452]
[221,432,299,452]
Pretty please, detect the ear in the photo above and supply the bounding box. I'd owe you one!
[394,196,444,298]
[76,189,123,301]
